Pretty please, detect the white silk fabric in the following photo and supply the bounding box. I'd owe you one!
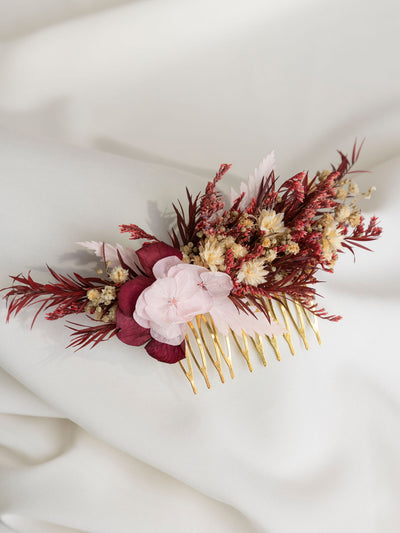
[1,1,400,532]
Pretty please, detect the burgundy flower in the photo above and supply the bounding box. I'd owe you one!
[116,241,185,363]
[116,276,152,346]
[136,241,182,277]
[145,339,185,364]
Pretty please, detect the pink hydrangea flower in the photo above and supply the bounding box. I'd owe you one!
[134,258,234,345]
[134,269,213,345]
[116,242,186,363]
[116,241,282,362]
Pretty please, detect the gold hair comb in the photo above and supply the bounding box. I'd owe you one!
[2,142,381,393]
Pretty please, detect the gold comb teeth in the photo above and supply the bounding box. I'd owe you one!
[180,297,322,394]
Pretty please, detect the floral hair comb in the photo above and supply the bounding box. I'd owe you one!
[2,142,381,393]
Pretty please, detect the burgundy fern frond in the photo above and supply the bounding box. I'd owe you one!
[66,320,118,351]
[2,267,104,326]
[169,189,201,247]
[344,215,382,253]
[253,170,278,211]
[333,139,364,177]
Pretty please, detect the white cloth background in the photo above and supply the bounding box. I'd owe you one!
[0,1,399,532]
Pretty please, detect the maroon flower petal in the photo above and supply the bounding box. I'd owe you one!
[116,308,151,346]
[118,276,153,316]
[137,242,182,277]
[145,339,186,364]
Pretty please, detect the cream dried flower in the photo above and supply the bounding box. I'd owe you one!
[193,255,204,266]
[349,210,361,227]
[87,288,100,302]
[199,237,225,272]
[264,249,277,262]
[110,266,129,285]
[285,242,300,255]
[317,170,331,182]
[258,209,285,235]
[241,217,254,228]
[237,257,268,286]
[348,181,359,195]
[261,236,272,248]
[322,222,343,261]
[320,213,334,226]
[335,187,347,200]
[100,285,116,305]
[223,236,235,248]
[231,243,247,259]
[335,204,351,223]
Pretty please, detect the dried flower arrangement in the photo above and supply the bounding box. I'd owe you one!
[2,142,382,392]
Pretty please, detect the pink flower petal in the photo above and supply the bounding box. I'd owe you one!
[145,339,186,364]
[136,242,182,277]
[200,271,233,297]
[118,276,153,316]
[167,263,208,279]
[210,298,286,337]
[150,322,186,345]
[152,255,182,279]
[116,309,151,346]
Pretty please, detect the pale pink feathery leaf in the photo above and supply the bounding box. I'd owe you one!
[229,151,275,208]
[210,298,285,337]
[76,241,139,272]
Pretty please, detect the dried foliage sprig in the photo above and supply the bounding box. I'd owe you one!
[66,320,118,350]
[3,268,105,327]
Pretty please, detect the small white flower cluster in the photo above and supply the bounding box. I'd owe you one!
[333,175,374,229]
[85,286,117,322]
[313,170,376,265]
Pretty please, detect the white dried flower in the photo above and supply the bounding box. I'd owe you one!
[285,242,300,255]
[348,181,359,195]
[261,236,271,248]
[264,249,277,262]
[236,257,268,286]
[110,266,129,285]
[349,210,361,227]
[258,209,285,235]
[193,255,204,266]
[199,237,225,271]
[335,187,347,200]
[87,288,100,302]
[322,222,344,261]
[230,243,248,259]
[100,285,116,305]
[223,236,235,248]
[335,204,351,223]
